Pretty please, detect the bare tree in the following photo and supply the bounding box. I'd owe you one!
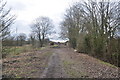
[31,16,54,47]
[17,33,26,46]
[61,0,119,66]
[0,0,16,41]
[60,3,86,49]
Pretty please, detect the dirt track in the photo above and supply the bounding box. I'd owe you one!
[3,45,119,78]
[41,53,68,78]
[41,45,119,78]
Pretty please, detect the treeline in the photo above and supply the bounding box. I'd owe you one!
[0,0,28,47]
[61,0,120,66]
[2,33,29,46]
[0,0,54,59]
[0,0,54,48]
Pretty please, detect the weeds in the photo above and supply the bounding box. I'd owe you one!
[99,60,117,68]
[2,45,34,58]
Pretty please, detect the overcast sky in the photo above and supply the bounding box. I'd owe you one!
[6,0,118,41]
[6,0,80,41]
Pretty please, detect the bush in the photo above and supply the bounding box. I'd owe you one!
[83,35,91,54]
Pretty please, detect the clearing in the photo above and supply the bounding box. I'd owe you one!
[2,45,119,78]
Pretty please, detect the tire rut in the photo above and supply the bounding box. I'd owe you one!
[41,53,68,78]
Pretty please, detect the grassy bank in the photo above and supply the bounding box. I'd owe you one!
[2,46,53,78]
[2,45,46,58]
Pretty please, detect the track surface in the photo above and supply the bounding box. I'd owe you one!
[3,45,119,78]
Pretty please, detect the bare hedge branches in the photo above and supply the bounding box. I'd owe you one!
[61,0,119,66]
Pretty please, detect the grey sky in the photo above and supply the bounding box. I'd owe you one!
[7,0,118,40]
[6,0,80,41]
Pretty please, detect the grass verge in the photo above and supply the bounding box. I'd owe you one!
[2,45,47,58]
[98,60,117,68]
[3,47,53,78]
[63,60,87,78]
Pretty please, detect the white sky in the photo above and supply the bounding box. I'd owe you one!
[6,0,80,41]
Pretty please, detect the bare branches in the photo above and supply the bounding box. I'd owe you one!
[60,0,119,65]
[31,16,54,47]
[0,0,16,40]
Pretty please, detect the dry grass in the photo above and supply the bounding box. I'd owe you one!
[2,47,53,78]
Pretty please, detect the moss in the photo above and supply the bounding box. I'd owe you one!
[50,45,60,48]
[63,60,87,78]
[30,70,37,73]
[15,76,21,78]
[67,67,87,77]
[99,60,117,68]
[63,60,73,66]
[43,51,53,57]
[41,47,46,50]
[67,70,77,77]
